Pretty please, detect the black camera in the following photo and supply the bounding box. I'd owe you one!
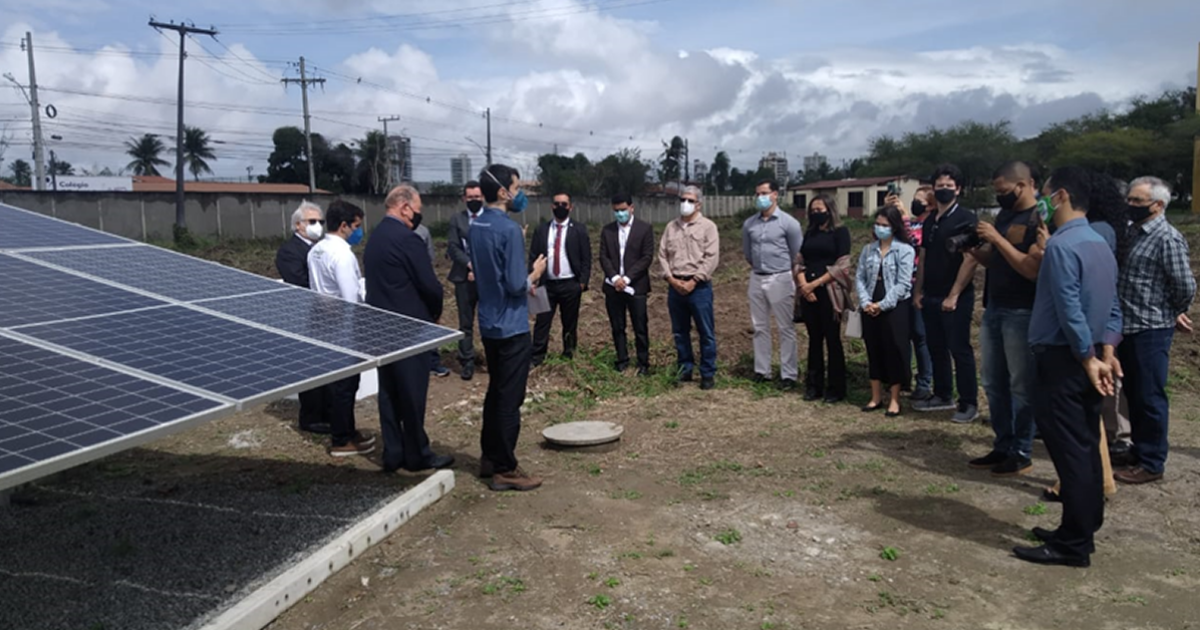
[945,223,982,253]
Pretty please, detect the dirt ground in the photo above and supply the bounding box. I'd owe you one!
[111,215,1200,628]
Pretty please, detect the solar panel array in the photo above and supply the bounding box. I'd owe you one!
[0,203,461,490]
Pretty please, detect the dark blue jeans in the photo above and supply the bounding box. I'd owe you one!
[921,288,978,407]
[1119,328,1174,474]
[981,308,1036,459]
[907,299,932,392]
[668,281,717,378]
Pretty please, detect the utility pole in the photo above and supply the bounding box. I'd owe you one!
[1193,41,1199,213]
[282,57,325,194]
[21,33,46,191]
[148,19,218,240]
[378,115,401,190]
[485,108,492,166]
[683,138,690,185]
[246,165,253,183]
[48,150,58,192]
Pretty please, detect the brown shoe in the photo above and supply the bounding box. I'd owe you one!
[329,441,374,457]
[1113,466,1163,485]
[353,430,376,448]
[489,467,543,492]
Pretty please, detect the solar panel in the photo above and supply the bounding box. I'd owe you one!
[23,244,292,302]
[0,253,169,329]
[195,290,460,363]
[0,335,231,490]
[0,203,131,250]
[17,306,369,405]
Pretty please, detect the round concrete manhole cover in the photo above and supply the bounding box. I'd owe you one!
[542,421,624,446]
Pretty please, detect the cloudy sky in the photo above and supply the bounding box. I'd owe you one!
[1,0,1197,182]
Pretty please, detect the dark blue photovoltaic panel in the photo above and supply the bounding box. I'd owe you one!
[18,306,365,401]
[0,203,130,250]
[0,254,169,329]
[197,290,458,360]
[0,336,228,482]
[24,245,291,302]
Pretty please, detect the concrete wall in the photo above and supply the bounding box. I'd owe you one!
[0,191,755,240]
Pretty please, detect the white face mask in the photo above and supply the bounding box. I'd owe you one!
[680,201,696,217]
[304,222,324,240]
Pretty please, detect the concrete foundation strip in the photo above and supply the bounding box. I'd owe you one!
[198,469,455,630]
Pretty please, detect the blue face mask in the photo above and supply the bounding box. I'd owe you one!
[873,225,893,241]
[614,210,630,224]
[755,194,773,211]
[346,226,364,246]
[509,189,528,213]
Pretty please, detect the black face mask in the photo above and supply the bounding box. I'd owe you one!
[934,188,957,205]
[466,200,483,213]
[553,205,570,221]
[410,212,423,230]
[809,211,830,228]
[911,200,926,217]
[1127,203,1154,224]
[996,190,1018,211]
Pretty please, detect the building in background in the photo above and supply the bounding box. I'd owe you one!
[803,152,828,174]
[692,159,708,184]
[387,135,413,184]
[788,175,916,218]
[759,152,789,185]
[450,154,473,187]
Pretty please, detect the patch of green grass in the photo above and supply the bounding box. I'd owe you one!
[868,573,882,582]
[697,489,728,501]
[664,420,680,429]
[481,575,526,596]
[809,448,827,458]
[587,594,612,610]
[698,577,714,586]
[656,549,675,559]
[610,489,643,500]
[683,564,696,572]
[676,617,689,628]
[1169,567,1187,577]
[880,546,900,562]
[1124,595,1148,606]
[604,577,621,588]
[1023,502,1048,516]
[714,529,743,545]
[619,551,643,560]
[774,489,796,498]
[923,482,960,495]
[586,572,599,580]
[932,608,947,620]
[586,463,603,476]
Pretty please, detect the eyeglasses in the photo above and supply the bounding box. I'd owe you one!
[1126,197,1153,205]
[305,219,326,225]
[679,198,697,203]
[552,203,569,210]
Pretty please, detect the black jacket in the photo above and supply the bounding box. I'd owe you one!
[363,216,444,323]
[599,218,655,296]
[446,209,476,284]
[528,219,591,290]
[275,234,313,288]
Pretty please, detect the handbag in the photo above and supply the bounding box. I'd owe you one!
[844,308,863,339]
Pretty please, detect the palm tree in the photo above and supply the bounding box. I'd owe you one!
[183,126,216,180]
[7,159,31,187]
[125,134,170,176]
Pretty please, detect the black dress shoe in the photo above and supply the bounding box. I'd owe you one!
[615,362,629,373]
[884,408,902,418]
[1110,449,1139,469]
[699,377,716,390]
[1031,527,1058,543]
[461,364,474,381]
[636,366,650,377]
[1041,487,1062,503]
[822,395,844,404]
[678,371,694,383]
[861,403,883,413]
[299,422,332,435]
[802,390,823,401]
[752,373,769,384]
[778,379,797,391]
[1012,545,1090,568]
[404,454,455,472]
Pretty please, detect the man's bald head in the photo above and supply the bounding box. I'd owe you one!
[993,161,1034,186]
[385,185,420,211]
[992,161,1038,210]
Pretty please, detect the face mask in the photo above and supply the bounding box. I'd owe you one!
[508,189,528,213]
[409,212,423,230]
[346,226,364,246]
[911,200,926,216]
[552,204,570,221]
[996,190,1018,211]
[1037,193,1060,226]
[466,200,483,214]
[1127,203,1154,224]
[680,201,696,217]
[304,222,324,240]
[809,211,829,228]
[755,194,773,211]
[874,225,893,240]
[613,210,630,225]
[934,188,957,205]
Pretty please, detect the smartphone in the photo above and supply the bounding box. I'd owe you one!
[886,181,900,196]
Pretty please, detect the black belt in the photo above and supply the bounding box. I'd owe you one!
[545,278,577,283]
[672,275,694,282]
[753,270,787,276]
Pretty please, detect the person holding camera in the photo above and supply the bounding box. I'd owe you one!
[964,162,1045,476]
[913,164,979,422]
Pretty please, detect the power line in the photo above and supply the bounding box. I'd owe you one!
[219,0,545,29]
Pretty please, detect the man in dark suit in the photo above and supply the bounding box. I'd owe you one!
[446,181,485,380]
[364,185,453,473]
[529,192,591,366]
[600,193,655,375]
[275,201,331,434]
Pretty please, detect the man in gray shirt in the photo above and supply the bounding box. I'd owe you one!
[743,178,804,389]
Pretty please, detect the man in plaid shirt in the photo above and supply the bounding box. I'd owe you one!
[1113,176,1196,485]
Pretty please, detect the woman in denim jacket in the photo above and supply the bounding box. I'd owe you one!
[856,205,916,416]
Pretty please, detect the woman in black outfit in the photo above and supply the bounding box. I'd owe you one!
[856,205,916,417]
[794,194,852,403]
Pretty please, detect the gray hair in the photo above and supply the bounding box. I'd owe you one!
[1129,176,1171,206]
[682,185,703,204]
[291,201,323,230]
[385,184,420,209]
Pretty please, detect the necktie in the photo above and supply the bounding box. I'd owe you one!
[553,223,563,277]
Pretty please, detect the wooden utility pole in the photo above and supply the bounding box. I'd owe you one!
[282,57,325,194]
[379,115,401,190]
[1193,41,1199,213]
[148,20,218,239]
[22,33,46,191]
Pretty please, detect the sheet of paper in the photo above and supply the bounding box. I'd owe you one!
[528,285,551,316]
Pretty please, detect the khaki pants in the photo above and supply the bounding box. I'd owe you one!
[748,271,798,381]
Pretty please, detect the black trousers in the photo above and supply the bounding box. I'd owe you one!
[377,354,435,472]
[532,279,582,363]
[327,374,361,446]
[454,281,479,364]
[297,384,332,432]
[604,286,649,370]
[863,298,911,387]
[802,287,846,397]
[482,333,531,474]
[922,288,978,406]
[1034,345,1104,558]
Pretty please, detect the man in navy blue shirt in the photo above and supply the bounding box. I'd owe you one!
[469,164,547,491]
[1015,166,1122,568]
